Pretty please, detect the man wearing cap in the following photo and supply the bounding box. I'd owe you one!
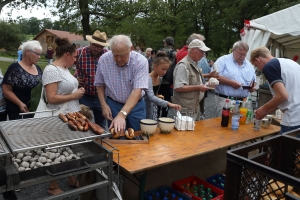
[75,30,108,127]
[173,39,210,119]
[176,33,205,63]
[214,41,256,117]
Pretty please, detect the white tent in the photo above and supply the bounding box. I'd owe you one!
[240,4,300,62]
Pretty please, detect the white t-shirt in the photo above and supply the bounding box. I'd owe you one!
[42,65,80,114]
[263,58,300,126]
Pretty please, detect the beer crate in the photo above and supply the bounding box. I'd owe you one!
[206,174,225,190]
[172,175,224,200]
[144,185,191,200]
[225,135,300,200]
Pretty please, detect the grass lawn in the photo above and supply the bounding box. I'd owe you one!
[0,60,75,75]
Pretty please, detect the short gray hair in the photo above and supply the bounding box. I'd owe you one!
[232,41,249,51]
[109,35,133,50]
[146,47,152,52]
[186,33,205,45]
[22,40,42,52]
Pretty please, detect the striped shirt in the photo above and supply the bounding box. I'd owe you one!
[94,51,148,103]
[75,46,108,96]
[215,53,256,97]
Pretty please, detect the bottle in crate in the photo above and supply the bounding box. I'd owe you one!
[206,188,212,199]
[171,193,177,200]
[185,182,192,192]
[152,192,160,200]
[163,189,171,199]
[200,190,206,198]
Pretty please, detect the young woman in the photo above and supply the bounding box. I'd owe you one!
[145,51,181,120]
[42,37,85,195]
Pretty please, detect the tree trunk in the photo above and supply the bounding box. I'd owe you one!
[79,0,91,40]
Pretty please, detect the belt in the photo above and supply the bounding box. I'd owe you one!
[215,93,245,101]
[107,96,143,104]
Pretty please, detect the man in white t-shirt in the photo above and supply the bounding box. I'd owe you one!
[250,46,300,134]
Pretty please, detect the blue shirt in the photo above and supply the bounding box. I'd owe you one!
[198,57,210,83]
[215,53,256,97]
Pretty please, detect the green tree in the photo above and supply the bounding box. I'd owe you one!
[0,20,26,50]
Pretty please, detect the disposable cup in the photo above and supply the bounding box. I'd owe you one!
[254,119,261,130]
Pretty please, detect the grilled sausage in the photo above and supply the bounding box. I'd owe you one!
[68,120,78,131]
[71,119,84,131]
[94,123,104,134]
[77,118,86,126]
[83,122,89,131]
[65,113,74,120]
[69,112,77,119]
[59,113,68,122]
[76,112,87,120]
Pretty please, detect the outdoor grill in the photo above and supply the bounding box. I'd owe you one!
[0,116,118,200]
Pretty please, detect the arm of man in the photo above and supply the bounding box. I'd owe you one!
[109,88,142,133]
[2,84,29,113]
[256,82,288,119]
[175,84,208,93]
[96,85,113,121]
[218,76,242,89]
[203,70,219,79]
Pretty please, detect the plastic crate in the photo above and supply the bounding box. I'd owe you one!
[284,128,300,139]
[225,135,300,200]
[206,174,225,190]
[144,185,191,200]
[172,175,224,200]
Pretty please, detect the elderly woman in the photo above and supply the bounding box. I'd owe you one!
[2,40,43,120]
[42,37,85,195]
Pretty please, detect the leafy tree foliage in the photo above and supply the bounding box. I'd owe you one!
[0,20,26,51]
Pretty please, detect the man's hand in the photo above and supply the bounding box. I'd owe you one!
[109,113,126,134]
[199,84,209,92]
[255,106,268,120]
[230,81,242,89]
[102,104,113,121]
[208,70,219,78]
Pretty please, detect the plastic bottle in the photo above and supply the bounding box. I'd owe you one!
[221,99,230,127]
[153,192,160,200]
[239,98,248,125]
[228,97,235,124]
[206,188,212,199]
[246,98,253,124]
[185,182,192,193]
[200,190,206,198]
[231,101,240,130]
[171,193,177,200]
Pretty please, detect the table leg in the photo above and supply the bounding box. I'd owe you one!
[138,171,147,200]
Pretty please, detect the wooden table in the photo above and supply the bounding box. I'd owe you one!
[108,118,280,200]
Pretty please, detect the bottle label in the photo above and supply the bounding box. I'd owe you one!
[222,109,230,116]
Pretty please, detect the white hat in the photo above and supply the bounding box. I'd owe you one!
[188,39,211,51]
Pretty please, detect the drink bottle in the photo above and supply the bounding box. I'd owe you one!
[221,99,230,127]
[239,98,248,125]
[246,98,253,124]
[231,101,240,130]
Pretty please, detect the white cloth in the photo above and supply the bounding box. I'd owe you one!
[42,65,80,114]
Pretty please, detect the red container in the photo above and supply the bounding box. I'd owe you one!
[172,175,224,200]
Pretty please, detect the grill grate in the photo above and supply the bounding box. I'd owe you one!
[0,135,9,157]
[0,117,110,153]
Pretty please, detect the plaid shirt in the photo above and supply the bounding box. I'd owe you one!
[75,46,108,96]
[94,51,148,103]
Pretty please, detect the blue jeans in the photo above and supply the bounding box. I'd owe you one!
[106,97,146,131]
[280,124,300,135]
[79,94,106,127]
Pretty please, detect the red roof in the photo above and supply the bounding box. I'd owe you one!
[34,29,84,41]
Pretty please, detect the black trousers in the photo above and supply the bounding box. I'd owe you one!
[157,83,172,117]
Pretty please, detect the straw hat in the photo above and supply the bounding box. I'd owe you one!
[86,30,109,46]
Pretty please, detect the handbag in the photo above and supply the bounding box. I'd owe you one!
[28,79,43,112]
[34,87,68,118]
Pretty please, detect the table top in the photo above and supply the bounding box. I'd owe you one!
[109,118,280,174]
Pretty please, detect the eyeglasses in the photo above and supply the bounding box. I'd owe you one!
[91,43,104,50]
[29,50,41,56]
[234,50,247,58]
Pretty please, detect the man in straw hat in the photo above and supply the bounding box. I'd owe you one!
[75,30,109,128]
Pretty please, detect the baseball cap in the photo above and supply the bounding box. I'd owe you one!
[188,39,211,51]
[163,37,174,46]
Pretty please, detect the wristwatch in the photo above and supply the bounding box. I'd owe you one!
[120,110,127,118]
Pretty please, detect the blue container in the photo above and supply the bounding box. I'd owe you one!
[144,185,191,200]
[206,174,225,190]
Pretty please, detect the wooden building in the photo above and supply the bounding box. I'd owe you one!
[33,29,88,53]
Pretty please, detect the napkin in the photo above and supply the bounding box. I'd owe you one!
[175,111,195,130]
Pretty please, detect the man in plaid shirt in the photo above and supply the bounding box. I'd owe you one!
[75,30,109,127]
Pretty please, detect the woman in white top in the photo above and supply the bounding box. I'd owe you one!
[42,37,85,195]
